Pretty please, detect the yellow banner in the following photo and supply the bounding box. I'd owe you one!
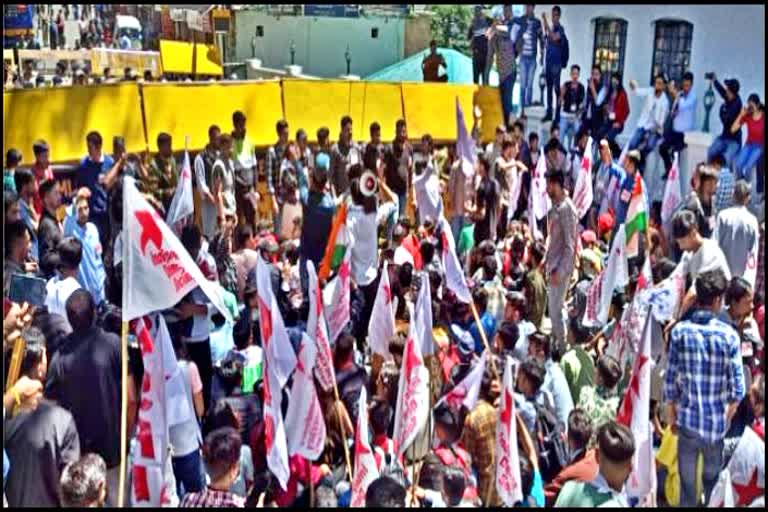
[3,83,145,163]
[159,40,222,76]
[349,82,404,143]
[401,83,477,142]
[141,81,283,151]
[475,85,505,143]
[282,79,352,143]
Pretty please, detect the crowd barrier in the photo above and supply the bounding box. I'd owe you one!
[3,79,504,164]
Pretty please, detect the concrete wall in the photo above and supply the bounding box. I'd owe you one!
[404,13,433,59]
[232,11,406,78]
[529,4,765,139]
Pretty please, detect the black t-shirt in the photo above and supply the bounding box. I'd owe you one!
[683,192,715,239]
[475,176,500,244]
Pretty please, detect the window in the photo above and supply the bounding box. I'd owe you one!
[592,17,627,76]
[650,20,693,85]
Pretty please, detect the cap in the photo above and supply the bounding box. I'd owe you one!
[33,140,49,155]
[723,78,740,95]
[451,324,475,357]
[580,229,597,244]
[315,152,330,170]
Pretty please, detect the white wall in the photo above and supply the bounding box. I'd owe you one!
[233,11,406,78]
[532,4,765,140]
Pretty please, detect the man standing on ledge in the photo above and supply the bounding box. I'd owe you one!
[544,167,577,350]
[422,40,448,83]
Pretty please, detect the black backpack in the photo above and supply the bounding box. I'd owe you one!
[532,401,569,482]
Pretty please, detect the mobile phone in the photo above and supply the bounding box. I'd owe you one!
[8,273,47,308]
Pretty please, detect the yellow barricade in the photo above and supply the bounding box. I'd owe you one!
[401,83,503,143]
[3,83,145,163]
[282,79,353,143]
[349,82,404,143]
[141,81,283,151]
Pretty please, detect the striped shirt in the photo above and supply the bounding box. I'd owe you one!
[664,310,746,443]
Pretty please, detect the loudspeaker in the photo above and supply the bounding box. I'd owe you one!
[360,170,378,197]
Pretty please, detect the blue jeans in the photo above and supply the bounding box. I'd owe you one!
[519,56,537,108]
[450,215,466,248]
[627,127,662,161]
[735,143,763,181]
[500,72,516,127]
[677,426,723,507]
[172,449,204,499]
[707,136,740,168]
[560,115,580,151]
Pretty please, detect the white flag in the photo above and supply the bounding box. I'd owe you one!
[322,241,352,344]
[166,148,194,234]
[661,152,681,225]
[256,256,297,491]
[743,235,759,290]
[531,148,551,221]
[121,176,231,323]
[456,97,477,178]
[438,351,487,412]
[415,270,434,357]
[639,260,686,323]
[256,255,298,387]
[393,303,430,457]
[285,333,327,460]
[496,356,523,506]
[439,217,471,303]
[131,315,173,507]
[350,386,380,507]
[616,314,656,499]
[368,260,396,360]
[583,225,629,327]
[573,137,594,220]
[306,260,336,391]
[708,427,764,507]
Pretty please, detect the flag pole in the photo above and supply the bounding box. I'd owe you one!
[308,457,315,507]
[470,302,498,377]
[332,381,354,484]
[117,320,129,507]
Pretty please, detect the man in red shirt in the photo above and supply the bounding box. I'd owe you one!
[31,140,54,215]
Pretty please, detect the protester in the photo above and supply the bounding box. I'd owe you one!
[659,72,697,176]
[468,6,492,86]
[36,179,63,277]
[180,427,245,508]
[544,408,598,506]
[714,180,760,280]
[486,5,517,125]
[627,74,670,165]
[707,74,743,168]
[59,454,108,508]
[422,40,448,83]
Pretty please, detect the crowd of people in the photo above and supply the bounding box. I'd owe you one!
[2,4,766,510]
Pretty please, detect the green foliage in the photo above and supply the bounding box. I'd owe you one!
[429,5,472,56]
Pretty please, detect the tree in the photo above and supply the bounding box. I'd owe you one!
[429,5,472,56]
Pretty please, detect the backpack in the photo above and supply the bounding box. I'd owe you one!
[374,440,407,487]
[532,401,569,482]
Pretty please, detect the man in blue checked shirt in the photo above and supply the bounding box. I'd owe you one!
[664,268,745,507]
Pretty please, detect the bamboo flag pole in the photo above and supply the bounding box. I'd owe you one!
[332,381,354,484]
[117,320,129,507]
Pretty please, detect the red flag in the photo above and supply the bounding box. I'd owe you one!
[306,260,336,391]
[285,333,327,460]
[256,255,297,490]
[350,386,380,507]
[496,356,523,506]
[368,260,396,359]
[616,314,656,499]
[573,137,594,219]
[122,176,231,322]
[393,304,430,456]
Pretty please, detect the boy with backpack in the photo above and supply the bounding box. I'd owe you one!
[432,404,480,505]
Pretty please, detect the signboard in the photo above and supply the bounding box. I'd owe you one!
[304,5,360,18]
[186,10,203,31]
[169,8,185,22]
[4,4,34,31]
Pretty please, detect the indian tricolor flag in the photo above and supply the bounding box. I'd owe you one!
[624,174,648,258]
[318,201,349,281]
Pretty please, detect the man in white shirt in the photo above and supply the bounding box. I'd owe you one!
[627,74,670,163]
[659,71,697,177]
[412,134,444,226]
[714,180,760,286]
[672,209,731,317]
[194,125,221,240]
[484,124,506,166]
[392,224,415,267]
[45,237,83,329]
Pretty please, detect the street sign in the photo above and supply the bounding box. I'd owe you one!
[304,5,360,18]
